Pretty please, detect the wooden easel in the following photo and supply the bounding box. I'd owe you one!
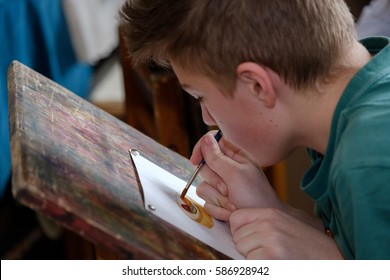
[8,61,229,259]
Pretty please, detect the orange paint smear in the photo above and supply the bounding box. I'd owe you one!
[176,194,213,228]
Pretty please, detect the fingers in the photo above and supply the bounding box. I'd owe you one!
[196,181,236,212]
[229,208,339,260]
[230,208,287,259]
[198,164,228,196]
[190,130,247,166]
[196,180,236,221]
[229,208,261,235]
[190,131,238,221]
[200,133,242,183]
[201,133,225,165]
[190,131,253,188]
[229,209,268,258]
[203,202,232,222]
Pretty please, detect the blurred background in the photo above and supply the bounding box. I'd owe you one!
[1,0,388,259]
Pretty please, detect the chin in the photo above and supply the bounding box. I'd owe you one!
[250,153,282,168]
[245,153,269,168]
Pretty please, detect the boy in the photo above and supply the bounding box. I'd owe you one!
[119,0,390,259]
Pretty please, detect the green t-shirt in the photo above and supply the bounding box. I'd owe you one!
[301,37,390,259]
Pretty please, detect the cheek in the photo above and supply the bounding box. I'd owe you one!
[222,119,279,164]
[220,123,257,150]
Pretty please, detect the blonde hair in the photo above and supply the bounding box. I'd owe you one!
[119,0,357,94]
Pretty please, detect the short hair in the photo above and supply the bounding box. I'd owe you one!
[119,0,357,94]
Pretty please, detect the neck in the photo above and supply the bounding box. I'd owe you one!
[290,41,373,154]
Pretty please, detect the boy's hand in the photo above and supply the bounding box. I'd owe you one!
[230,208,343,259]
[191,131,284,221]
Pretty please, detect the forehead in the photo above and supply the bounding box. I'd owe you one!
[171,62,213,91]
[172,62,237,99]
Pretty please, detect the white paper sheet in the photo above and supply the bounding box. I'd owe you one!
[130,149,244,259]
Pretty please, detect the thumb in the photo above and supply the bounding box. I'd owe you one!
[190,130,218,166]
[201,133,224,163]
[201,133,237,178]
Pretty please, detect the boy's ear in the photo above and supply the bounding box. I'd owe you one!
[236,62,276,108]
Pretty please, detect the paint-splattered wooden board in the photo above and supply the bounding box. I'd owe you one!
[7,61,229,259]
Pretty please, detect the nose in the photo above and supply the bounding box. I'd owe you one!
[200,104,217,126]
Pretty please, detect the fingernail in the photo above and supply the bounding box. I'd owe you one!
[217,183,227,196]
[226,201,237,212]
[204,134,214,147]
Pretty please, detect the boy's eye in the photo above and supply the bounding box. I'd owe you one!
[192,95,203,103]
[183,89,203,102]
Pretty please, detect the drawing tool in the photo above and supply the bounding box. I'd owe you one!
[180,130,223,199]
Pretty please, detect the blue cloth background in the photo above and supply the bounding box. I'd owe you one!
[0,0,93,197]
